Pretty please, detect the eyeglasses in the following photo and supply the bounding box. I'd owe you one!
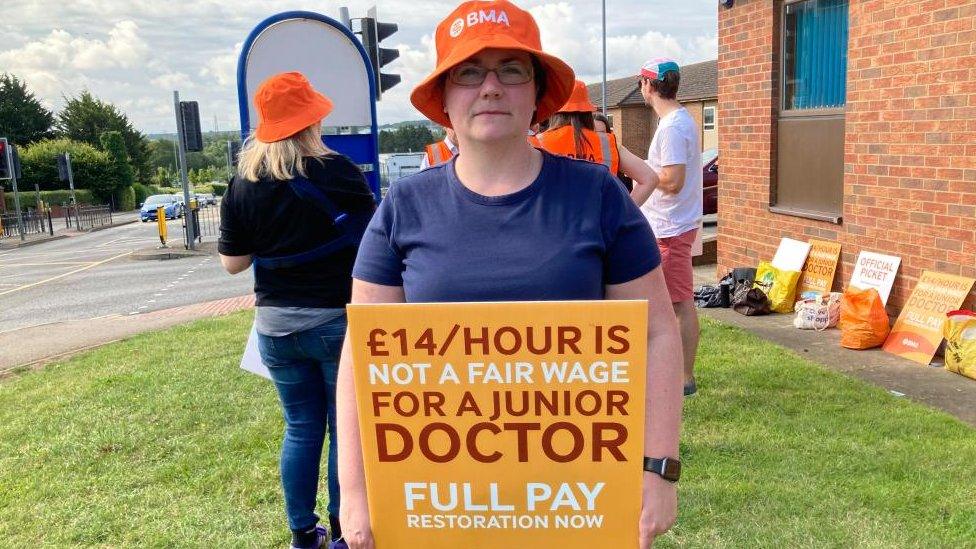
[447,61,534,87]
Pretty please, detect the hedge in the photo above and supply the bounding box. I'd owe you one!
[4,189,94,211]
[19,139,115,199]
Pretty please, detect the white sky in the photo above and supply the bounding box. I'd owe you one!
[1,1,717,133]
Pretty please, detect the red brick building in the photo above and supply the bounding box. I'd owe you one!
[718,0,976,313]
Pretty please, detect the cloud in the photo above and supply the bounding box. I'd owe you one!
[151,72,194,90]
[530,2,715,82]
[200,42,243,87]
[0,21,149,74]
[0,0,717,130]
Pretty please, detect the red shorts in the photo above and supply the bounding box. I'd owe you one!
[657,229,697,303]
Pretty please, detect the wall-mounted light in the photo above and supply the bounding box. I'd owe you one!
[720,0,734,8]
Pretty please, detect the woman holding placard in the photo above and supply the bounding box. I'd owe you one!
[336,2,683,548]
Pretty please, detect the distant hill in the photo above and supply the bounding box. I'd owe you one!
[378,120,439,131]
[147,131,241,141]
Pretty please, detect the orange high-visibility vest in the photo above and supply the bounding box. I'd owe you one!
[424,140,455,167]
[536,126,620,174]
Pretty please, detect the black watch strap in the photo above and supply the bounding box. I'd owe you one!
[643,456,681,482]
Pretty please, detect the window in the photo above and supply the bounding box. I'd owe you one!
[783,0,848,110]
[774,0,849,223]
[703,106,716,131]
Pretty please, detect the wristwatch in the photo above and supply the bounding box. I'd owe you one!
[643,456,681,482]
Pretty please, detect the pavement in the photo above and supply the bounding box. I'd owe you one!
[0,293,255,376]
[693,264,976,427]
[0,210,141,249]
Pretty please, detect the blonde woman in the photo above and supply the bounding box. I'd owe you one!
[219,71,376,549]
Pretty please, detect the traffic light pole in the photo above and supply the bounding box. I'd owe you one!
[173,90,196,250]
[3,142,26,240]
[65,153,79,229]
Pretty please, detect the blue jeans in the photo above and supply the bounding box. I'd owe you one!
[256,314,345,533]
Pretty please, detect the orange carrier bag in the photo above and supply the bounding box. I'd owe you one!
[839,286,890,350]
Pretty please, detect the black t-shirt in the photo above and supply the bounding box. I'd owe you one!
[219,154,376,307]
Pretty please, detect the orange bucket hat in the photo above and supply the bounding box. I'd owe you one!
[410,0,576,129]
[254,72,334,143]
[559,80,596,113]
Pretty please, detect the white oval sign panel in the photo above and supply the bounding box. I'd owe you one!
[242,18,372,129]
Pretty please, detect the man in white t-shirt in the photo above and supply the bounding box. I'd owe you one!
[639,58,704,396]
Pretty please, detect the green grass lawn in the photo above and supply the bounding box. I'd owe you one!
[1,313,974,547]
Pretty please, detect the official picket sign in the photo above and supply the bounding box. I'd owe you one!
[347,301,647,548]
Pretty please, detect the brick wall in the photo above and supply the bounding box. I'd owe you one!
[685,101,705,139]
[614,106,655,159]
[717,0,976,313]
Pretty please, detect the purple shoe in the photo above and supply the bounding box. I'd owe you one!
[328,539,348,549]
[290,526,329,549]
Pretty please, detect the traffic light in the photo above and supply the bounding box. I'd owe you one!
[359,8,400,99]
[180,101,204,152]
[0,138,20,180]
[57,153,69,182]
[0,138,9,181]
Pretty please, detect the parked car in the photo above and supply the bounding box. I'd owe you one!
[140,194,182,222]
[196,193,216,206]
[172,194,189,214]
[702,147,718,216]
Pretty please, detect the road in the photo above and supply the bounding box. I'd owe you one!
[0,214,252,335]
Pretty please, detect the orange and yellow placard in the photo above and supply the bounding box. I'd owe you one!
[347,301,647,548]
[797,239,841,300]
[883,271,975,365]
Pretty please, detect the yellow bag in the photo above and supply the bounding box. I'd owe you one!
[753,261,802,314]
[944,310,976,381]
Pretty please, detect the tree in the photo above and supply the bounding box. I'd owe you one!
[0,73,55,145]
[148,138,178,174]
[379,124,436,153]
[56,91,151,182]
[151,166,175,188]
[19,138,113,199]
[100,131,133,190]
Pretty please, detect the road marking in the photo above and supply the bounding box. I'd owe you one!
[0,261,92,268]
[96,236,126,248]
[0,251,133,297]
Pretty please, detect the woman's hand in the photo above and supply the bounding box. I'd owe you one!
[639,472,677,548]
[340,490,375,549]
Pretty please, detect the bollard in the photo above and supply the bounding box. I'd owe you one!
[156,206,168,248]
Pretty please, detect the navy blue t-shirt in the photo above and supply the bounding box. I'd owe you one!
[352,151,660,302]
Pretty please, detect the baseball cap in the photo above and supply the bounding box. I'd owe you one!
[639,58,680,81]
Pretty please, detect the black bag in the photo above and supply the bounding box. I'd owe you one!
[694,285,725,308]
[733,288,772,316]
[730,267,757,307]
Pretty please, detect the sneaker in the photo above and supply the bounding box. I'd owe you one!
[328,539,348,549]
[290,526,328,549]
[683,378,697,397]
